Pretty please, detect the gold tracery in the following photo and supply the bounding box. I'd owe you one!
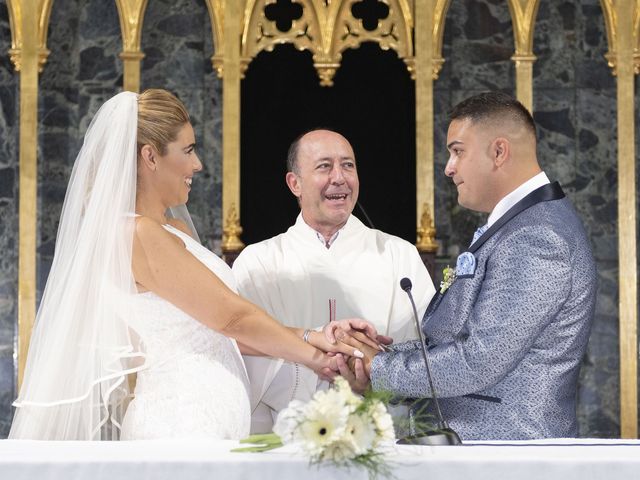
[241,0,414,86]
[7,0,53,72]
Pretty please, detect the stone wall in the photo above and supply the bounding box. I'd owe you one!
[0,0,633,438]
[0,0,19,437]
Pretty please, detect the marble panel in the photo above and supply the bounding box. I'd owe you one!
[575,2,615,90]
[200,27,223,255]
[573,89,617,262]
[532,1,576,88]
[141,0,208,91]
[0,0,18,439]
[533,89,577,189]
[37,0,123,296]
[141,0,222,253]
[447,0,515,91]
[0,347,15,437]
[39,0,81,89]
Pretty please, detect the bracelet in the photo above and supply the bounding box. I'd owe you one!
[302,329,312,343]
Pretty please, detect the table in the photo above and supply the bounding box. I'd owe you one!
[1,438,638,480]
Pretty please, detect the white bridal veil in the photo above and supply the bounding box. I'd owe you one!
[10,92,147,440]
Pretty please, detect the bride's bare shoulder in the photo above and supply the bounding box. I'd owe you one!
[134,215,163,236]
[165,218,193,237]
[133,216,183,248]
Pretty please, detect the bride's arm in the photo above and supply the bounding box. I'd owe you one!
[238,315,390,355]
[132,217,332,374]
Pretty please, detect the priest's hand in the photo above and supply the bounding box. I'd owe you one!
[323,318,393,352]
[315,353,340,382]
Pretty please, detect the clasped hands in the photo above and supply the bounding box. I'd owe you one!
[307,319,391,394]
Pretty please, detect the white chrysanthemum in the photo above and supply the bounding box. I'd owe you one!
[273,400,306,443]
[297,395,350,455]
[311,385,357,417]
[298,414,346,456]
[344,413,377,455]
[319,439,357,464]
[369,401,396,444]
[332,376,361,407]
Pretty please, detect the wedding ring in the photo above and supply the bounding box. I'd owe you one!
[302,329,312,343]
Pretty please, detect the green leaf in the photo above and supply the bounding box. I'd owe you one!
[231,443,282,453]
[231,433,284,453]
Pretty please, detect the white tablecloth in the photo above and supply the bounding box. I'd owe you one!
[1,438,638,480]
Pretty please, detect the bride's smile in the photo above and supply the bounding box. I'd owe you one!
[151,123,202,207]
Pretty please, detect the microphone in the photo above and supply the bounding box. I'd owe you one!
[356,201,376,229]
[396,277,462,446]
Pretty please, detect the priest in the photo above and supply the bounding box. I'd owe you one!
[232,129,436,433]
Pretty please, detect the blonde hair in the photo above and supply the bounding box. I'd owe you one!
[137,89,190,156]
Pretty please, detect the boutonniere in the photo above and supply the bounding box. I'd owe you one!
[440,265,456,294]
[455,251,477,278]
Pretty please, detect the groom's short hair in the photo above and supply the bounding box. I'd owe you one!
[449,91,536,139]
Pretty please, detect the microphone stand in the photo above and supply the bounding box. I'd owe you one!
[396,278,462,446]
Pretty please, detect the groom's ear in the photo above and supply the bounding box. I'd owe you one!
[139,144,158,172]
[491,137,509,168]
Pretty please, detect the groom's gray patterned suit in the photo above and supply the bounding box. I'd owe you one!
[361,92,597,440]
[370,182,596,440]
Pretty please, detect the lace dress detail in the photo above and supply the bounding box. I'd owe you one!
[120,225,250,440]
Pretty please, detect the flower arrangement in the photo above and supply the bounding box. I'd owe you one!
[234,377,395,479]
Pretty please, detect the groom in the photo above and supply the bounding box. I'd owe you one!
[340,92,597,440]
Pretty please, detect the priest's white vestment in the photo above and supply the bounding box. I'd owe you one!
[232,214,435,432]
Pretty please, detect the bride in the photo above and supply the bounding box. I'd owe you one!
[9,90,379,441]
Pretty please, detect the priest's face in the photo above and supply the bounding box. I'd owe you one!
[286,130,360,235]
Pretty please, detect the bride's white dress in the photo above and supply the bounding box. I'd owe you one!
[120,224,251,440]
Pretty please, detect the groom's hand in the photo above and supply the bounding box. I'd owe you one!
[333,329,381,370]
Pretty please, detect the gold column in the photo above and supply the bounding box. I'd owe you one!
[507,0,540,112]
[414,0,435,235]
[602,0,639,439]
[120,51,145,93]
[115,0,148,93]
[414,0,450,252]
[9,0,53,388]
[14,0,40,389]
[221,0,244,253]
[615,0,638,439]
[204,0,225,78]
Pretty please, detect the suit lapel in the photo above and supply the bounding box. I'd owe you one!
[424,182,565,320]
[469,182,565,254]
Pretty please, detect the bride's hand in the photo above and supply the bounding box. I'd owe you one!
[307,328,366,359]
